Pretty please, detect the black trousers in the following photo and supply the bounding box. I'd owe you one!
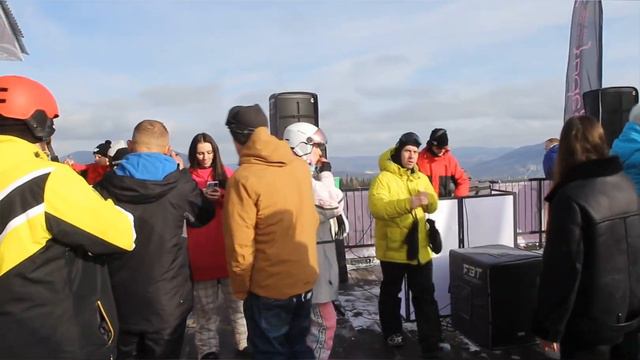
[116,316,188,360]
[378,261,442,352]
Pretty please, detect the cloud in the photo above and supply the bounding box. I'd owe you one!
[52,81,230,155]
[8,0,640,164]
[314,77,565,157]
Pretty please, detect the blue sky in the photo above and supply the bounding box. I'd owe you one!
[4,0,640,163]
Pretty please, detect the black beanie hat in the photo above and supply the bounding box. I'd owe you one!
[93,140,111,157]
[428,128,448,147]
[391,132,421,167]
[225,104,268,134]
[396,132,422,150]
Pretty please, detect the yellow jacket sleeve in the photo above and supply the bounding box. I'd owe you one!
[422,177,438,214]
[369,172,413,220]
[44,165,136,253]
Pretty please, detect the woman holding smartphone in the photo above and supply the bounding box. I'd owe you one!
[187,132,248,360]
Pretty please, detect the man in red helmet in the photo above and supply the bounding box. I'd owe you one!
[0,75,136,358]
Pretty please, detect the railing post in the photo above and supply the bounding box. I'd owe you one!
[537,179,544,249]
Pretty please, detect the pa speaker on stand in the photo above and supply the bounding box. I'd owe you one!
[268,91,349,283]
[583,87,639,147]
[269,92,319,139]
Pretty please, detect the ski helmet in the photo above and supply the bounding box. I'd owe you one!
[283,122,327,158]
[0,75,59,140]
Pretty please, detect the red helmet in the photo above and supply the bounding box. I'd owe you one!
[0,75,59,120]
[0,75,59,140]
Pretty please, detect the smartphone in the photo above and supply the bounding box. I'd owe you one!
[206,181,219,191]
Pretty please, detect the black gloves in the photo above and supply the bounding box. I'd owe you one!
[317,161,332,173]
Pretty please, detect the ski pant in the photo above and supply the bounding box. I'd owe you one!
[193,279,248,358]
[307,302,337,360]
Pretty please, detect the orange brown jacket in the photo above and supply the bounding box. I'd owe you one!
[223,127,319,300]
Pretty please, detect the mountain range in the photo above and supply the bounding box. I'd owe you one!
[63,151,190,167]
[330,143,545,181]
[64,143,546,181]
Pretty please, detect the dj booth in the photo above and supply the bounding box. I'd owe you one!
[398,192,542,348]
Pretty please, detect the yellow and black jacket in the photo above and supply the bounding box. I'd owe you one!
[0,135,136,359]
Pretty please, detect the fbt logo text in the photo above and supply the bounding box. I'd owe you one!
[462,264,483,280]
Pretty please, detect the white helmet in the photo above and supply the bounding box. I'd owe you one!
[283,122,327,158]
[107,140,127,158]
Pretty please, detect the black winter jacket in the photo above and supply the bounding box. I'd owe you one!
[533,157,640,347]
[95,168,214,333]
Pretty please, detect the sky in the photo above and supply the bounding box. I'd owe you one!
[3,0,640,163]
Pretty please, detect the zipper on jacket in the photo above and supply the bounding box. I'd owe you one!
[96,300,115,345]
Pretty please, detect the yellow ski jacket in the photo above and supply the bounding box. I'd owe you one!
[369,147,438,265]
[0,135,136,359]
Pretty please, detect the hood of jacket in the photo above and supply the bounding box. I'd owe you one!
[115,152,178,181]
[98,167,189,205]
[545,156,623,202]
[611,121,640,164]
[239,127,296,168]
[378,147,420,178]
[0,135,49,163]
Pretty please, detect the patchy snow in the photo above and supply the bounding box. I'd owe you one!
[345,246,376,260]
[459,334,482,352]
[338,284,380,331]
[346,258,378,271]
[338,269,419,336]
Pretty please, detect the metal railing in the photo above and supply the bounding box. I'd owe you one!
[342,188,375,248]
[342,178,552,250]
[489,178,552,249]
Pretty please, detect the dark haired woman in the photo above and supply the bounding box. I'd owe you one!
[533,115,640,360]
[187,133,248,360]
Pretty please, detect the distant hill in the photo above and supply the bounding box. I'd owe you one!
[465,143,545,180]
[63,145,544,181]
[331,156,379,179]
[455,146,514,169]
[330,144,543,181]
[63,151,94,164]
[62,150,190,167]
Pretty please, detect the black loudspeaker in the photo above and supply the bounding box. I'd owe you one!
[269,92,319,139]
[583,87,639,147]
[449,245,542,349]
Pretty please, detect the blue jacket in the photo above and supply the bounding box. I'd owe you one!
[611,121,640,195]
[543,144,558,180]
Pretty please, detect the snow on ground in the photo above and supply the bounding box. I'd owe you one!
[458,333,482,353]
[338,263,381,331]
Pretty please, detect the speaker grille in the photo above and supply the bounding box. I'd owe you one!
[583,87,639,147]
[269,92,319,139]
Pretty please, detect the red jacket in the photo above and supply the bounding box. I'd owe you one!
[417,147,470,197]
[70,162,110,185]
[187,166,233,281]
